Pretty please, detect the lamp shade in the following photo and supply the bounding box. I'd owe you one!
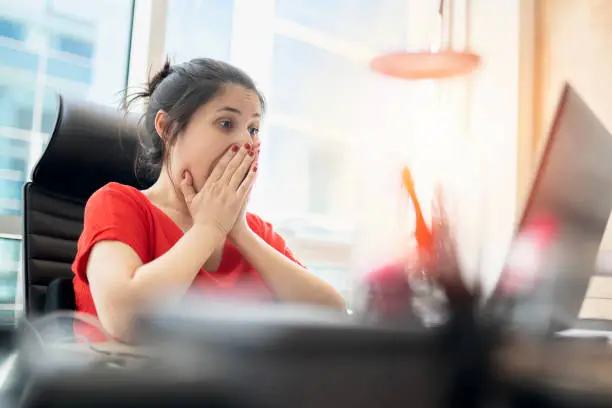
[370,50,481,80]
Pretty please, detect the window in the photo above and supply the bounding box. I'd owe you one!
[53,35,94,59]
[163,0,415,300]
[164,0,234,63]
[0,18,25,41]
[275,0,408,51]
[0,237,19,307]
[0,0,134,318]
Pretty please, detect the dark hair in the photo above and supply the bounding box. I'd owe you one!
[124,57,265,179]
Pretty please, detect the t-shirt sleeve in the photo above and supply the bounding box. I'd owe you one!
[72,185,150,283]
[246,213,306,268]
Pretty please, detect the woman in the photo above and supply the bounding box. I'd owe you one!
[72,58,345,342]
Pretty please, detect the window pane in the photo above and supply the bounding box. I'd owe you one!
[164,0,234,63]
[52,35,94,59]
[262,126,346,218]
[0,135,29,216]
[270,36,368,126]
[0,237,19,307]
[0,17,25,41]
[0,0,134,312]
[0,0,134,218]
[275,0,408,51]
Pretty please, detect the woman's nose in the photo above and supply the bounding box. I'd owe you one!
[237,133,259,149]
[237,132,252,145]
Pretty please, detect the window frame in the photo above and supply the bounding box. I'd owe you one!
[0,216,20,237]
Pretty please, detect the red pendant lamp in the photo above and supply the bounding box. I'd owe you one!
[370,0,480,80]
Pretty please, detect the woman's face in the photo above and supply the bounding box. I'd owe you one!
[162,84,262,192]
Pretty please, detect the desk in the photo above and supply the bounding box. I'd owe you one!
[558,328,612,341]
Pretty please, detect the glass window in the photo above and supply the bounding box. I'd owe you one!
[270,35,368,126]
[0,0,134,217]
[0,17,25,41]
[0,0,134,314]
[0,237,20,306]
[307,141,344,215]
[0,47,39,71]
[53,35,94,59]
[275,0,408,51]
[164,0,234,63]
[259,125,348,222]
[46,57,93,84]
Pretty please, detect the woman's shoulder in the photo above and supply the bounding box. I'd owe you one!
[85,182,150,215]
[245,212,271,232]
[90,182,143,198]
[244,213,301,263]
[245,213,283,242]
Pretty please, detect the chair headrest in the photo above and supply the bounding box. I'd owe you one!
[31,95,156,201]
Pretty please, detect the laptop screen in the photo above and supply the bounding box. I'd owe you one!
[490,84,612,333]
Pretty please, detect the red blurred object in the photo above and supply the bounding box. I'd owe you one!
[363,262,413,319]
[362,167,435,319]
[362,169,473,320]
[402,167,434,255]
[370,50,481,80]
[496,213,559,295]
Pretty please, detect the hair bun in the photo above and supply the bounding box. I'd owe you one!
[147,58,173,97]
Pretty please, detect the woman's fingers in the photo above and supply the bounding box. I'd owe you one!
[228,148,257,189]
[208,144,241,183]
[218,143,250,184]
[236,160,258,197]
[179,171,197,205]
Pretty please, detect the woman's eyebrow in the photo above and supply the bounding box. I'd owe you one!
[217,107,261,117]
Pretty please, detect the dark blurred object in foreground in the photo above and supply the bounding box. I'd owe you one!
[14,300,612,408]
[20,303,448,408]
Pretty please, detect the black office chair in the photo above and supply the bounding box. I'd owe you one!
[22,95,155,318]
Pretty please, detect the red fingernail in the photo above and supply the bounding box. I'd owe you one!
[231,144,239,152]
[253,166,258,172]
[248,151,255,157]
[244,143,251,150]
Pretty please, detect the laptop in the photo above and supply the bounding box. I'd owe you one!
[487,83,612,336]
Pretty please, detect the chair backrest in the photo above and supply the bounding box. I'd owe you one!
[23,95,155,316]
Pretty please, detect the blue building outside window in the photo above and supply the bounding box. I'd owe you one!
[0,18,24,41]
[53,35,94,59]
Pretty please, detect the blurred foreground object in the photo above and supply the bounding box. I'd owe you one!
[361,168,469,326]
[14,299,612,408]
[18,302,448,408]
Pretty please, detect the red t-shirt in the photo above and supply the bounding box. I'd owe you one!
[72,182,302,341]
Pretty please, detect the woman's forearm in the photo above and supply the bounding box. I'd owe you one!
[130,224,225,299]
[231,229,346,311]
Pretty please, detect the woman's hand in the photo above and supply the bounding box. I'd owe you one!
[180,143,257,236]
[229,149,259,239]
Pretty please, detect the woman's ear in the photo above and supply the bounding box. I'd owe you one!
[154,109,169,142]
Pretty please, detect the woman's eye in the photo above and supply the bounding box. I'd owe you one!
[249,127,259,137]
[219,120,233,129]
